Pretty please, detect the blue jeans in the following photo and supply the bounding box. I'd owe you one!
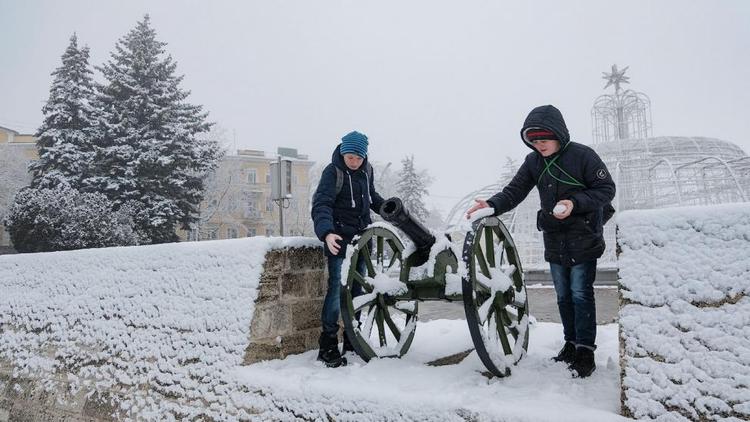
[549,260,597,349]
[321,255,365,337]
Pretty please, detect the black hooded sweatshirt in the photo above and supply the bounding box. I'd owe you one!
[311,145,385,257]
[486,105,616,266]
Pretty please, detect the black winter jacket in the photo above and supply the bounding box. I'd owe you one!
[311,145,385,257]
[486,105,616,266]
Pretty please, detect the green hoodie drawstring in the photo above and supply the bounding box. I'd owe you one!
[536,142,585,187]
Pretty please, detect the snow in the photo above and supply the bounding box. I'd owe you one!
[617,203,750,421]
[553,204,567,215]
[459,206,496,232]
[4,201,747,420]
[235,320,627,421]
[0,236,318,420]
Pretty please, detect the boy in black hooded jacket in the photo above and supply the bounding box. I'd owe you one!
[466,105,615,378]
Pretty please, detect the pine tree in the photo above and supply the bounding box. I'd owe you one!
[91,15,222,244]
[395,155,431,222]
[29,34,98,189]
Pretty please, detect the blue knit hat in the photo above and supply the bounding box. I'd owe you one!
[340,131,368,158]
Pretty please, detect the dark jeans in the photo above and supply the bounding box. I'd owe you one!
[549,260,597,349]
[321,255,365,337]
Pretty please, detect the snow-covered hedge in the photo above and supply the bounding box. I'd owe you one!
[617,203,750,421]
[0,237,319,420]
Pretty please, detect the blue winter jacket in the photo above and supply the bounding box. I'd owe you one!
[487,105,616,266]
[311,145,385,257]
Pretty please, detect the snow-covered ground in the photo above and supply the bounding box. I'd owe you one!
[618,203,750,421]
[234,320,628,422]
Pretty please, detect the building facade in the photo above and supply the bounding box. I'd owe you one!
[0,126,37,252]
[182,148,315,241]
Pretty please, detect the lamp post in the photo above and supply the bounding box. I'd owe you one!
[270,156,292,236]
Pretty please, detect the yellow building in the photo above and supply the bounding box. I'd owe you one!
[0,126,38,251]
[182,147,315,241]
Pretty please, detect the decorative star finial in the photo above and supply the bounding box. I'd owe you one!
[602,64,630,92]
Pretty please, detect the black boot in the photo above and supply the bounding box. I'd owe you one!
[317,333,347,368]
[552,341,577,365]
[570,347,596,378]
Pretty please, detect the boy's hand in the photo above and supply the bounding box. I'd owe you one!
[325,233,343,255]
[465,199,489,219]
[553,200,574,219]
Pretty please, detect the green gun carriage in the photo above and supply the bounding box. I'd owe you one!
[340,197,530,377]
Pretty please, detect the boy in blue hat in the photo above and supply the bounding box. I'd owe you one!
[311,130,385,367]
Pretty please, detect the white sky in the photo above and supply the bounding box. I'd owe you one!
[2,0,749,213]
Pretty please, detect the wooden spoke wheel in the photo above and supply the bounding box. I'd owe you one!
[461,216,530,377]
[340,226,418,361]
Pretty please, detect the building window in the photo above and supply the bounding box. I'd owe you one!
[225,193,238,212]
[266,172,271,184]
[206,228,218,240]
[247,169,257,184]
[246,227,257,237]
[227,227,238,239]
[266,199,275,212]
[266,226,274,237]
[245,201,259,218]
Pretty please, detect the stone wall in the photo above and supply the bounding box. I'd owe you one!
[0,240,327,421]
[244,247,328,363]
[617,205,750,421]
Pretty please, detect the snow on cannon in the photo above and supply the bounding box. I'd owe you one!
[340,197,530,377]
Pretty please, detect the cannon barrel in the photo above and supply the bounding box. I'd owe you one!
[380,197,435,266]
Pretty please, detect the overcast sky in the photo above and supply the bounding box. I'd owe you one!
[2,0,749,213]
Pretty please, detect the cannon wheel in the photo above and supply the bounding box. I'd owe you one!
[340,226,418,361]
[462,216,530,377]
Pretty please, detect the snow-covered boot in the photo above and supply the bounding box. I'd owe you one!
[570,347,596,378]
[317,333,347,368]
[552,341,577,365]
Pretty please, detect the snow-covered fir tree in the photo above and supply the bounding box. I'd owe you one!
[29,34,98,189]
[395,155,431,222]
[91,15,222,244]
[4,34,133,252]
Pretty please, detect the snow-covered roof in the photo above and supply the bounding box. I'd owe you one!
[0,125,20,135]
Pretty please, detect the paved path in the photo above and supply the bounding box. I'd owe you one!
[420,286,620,324]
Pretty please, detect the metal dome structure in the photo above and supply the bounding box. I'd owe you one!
[445,66,750,269]
[592,64,652,144]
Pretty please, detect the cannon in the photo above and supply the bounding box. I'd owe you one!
[340,197,530,377]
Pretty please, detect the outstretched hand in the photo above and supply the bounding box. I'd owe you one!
[325,233,343,255]
[465,198,489,219]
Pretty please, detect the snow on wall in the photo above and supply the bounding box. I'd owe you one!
[617,203,750,421]
[0,237,318,420]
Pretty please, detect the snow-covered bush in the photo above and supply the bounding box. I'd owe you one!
[4,185,138,252]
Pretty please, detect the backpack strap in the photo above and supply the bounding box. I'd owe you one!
[335,167,344,195]
[334,163,373,195]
